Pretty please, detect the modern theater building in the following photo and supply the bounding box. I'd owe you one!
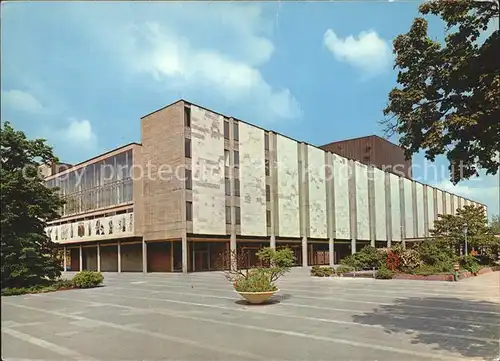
[43,100,486,273]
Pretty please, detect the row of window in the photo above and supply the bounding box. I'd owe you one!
[60,180,133,216]
[46,150,133,195]
[185,201,273,228]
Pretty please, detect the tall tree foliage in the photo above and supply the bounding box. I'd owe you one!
[1,122,64,288]
[383,0,499,183]
[431,205,499,261]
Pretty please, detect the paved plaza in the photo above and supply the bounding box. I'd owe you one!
[2,269,499,361]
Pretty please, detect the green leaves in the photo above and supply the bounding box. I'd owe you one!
[383,0,499,183]
[1,121,65,288]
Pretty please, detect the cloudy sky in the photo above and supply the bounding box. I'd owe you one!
[1,1,498,218]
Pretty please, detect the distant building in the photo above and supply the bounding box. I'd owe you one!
[320,135,412,178]
[43,100,485,274]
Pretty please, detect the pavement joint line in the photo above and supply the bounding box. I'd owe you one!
[2,327,97,361]
[106,285,500,327]
[2,302,275,361]
[103,276,500,297]
[107,274,500,290]
[103,278,500,300]
[25,293,461,360]
[42,290,497,343]
[104,281,500,315]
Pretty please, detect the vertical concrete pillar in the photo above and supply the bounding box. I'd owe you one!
[79,245,83,272]
[399,177,406,243]
[301,237,308,267]
[142,240,147,274]
[385,173,392,248]
[117,241,122,273]
[298,143,309,267]
[348,160,357,254]
[325,152,335,266]
[269,132,279,246]
[230,233,237,270]
[423,185,429,237]
[182,235,188,274]
[412,181,418,238]
[367,166,376,247]
[328,238,334,267]
[97,243,101,272]
[270,235,276,249]
[63,246,67,272]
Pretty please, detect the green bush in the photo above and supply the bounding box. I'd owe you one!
[72,271,104,289]
[460,255,480,274]
[375,267,394,279]
[340,246,385,270]
[492,265,500,272]
[418,239,456,268]
[335,265,354,275]
[233,269,277,292]
[2,287,30,296]
[310,266,334,277]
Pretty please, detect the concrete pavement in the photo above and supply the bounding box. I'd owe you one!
[2,269,499,360]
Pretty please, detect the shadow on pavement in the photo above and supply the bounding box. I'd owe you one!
[352,296,500,359]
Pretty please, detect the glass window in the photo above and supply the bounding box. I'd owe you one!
[264,133,269,150]
[184,106,191,127]
[266,210,271,227]
[185,138,191,158]
[266,185,270,201]
[233,122,239,141]
[224,150,230,167]
[225,178,231,196]
[235,206,241,225]
[186,201,193,221]
[224,120,230,139]
[226,206,231,224]
[185,169,192,190]
[234,179,240,197]
[265,159,270,176]
[234,151,239,168]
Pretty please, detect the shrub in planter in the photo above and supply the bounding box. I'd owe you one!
[375,267,394,279]
[233,269,278,292]
[311,266,334,277]
[335,265,354,275]
[72,271,104,288]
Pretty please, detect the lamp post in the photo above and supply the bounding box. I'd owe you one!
[462,224,468,256]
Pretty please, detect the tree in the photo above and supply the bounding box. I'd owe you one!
[383,0,499,183]
[490,214,500,235]
[1,121,64,288]
[430,205,499,262]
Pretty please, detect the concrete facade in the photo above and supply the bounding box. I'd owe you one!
[44,99,486,273]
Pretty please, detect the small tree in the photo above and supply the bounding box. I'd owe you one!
[219,247,295,292]
[431,205,499,263]
[1,122,65,288]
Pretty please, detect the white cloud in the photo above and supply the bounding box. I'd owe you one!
[59,118,97,150]
[324,29,392,76]
[1,89,44,114]
[76,3,300,121]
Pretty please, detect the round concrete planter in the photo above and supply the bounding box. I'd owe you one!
[235,289,280,304]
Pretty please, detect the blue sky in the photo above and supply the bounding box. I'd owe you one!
[1,1,498,218]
